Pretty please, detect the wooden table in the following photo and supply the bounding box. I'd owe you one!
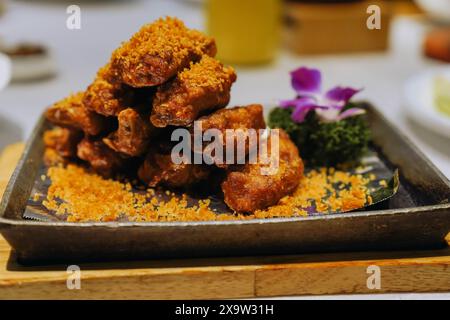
[0,144,449,299]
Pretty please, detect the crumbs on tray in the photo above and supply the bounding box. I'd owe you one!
[39,164,374,223]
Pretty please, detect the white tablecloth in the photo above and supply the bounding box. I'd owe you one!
[0,0,448,299]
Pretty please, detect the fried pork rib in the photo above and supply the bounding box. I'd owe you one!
[111,17,217,87]
[103,108,156,157]
[151,56,236,127]
[138,150,210,188]
[221,130,304,213]
[77,138,126,178]
[43,127,83,158]
[43,148,67,167]
[83,64,135,117]
[198,105,266,132]
[45,92,108,136]
[194,104,266,167]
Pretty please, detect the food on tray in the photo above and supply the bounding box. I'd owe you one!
[195,104,266,167]
[269,107,370,166]
[103,108,156,156]
[434,77,450,117]
[43,148,67,167]
[151,55,236,127]
[269,66,370,166]
[43,127,82,158]
[41,17,383,222]
[77,138,127,178]
[198,104,265,133]
[40,164,378,222]
[222,130,304,212]
[46,92,109,136]
[83,64,135,117]
[110,17,217,87]
[138,148,212,188]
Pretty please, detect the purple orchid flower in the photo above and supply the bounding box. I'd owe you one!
[280,67,365,123]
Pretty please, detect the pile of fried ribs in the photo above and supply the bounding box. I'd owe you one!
[43,17,304,213]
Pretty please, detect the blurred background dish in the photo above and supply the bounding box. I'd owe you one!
[404,68,450,138]
[0,43,56,82]
[414,0,450,23]
[0,52,11,90]
[435,76,450,116]
[424,28,450,62]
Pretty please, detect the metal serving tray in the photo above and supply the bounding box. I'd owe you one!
[1,103,449,264]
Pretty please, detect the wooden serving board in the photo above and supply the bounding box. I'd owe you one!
[0,143,449,299]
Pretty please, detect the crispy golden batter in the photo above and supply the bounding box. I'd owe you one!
[195,104,266,167]
[111,17,217,87]
[221,130,304,213]
[83,64,135,117]
[138,149,210,188]
[151,56,236,127]
[43,127,83,158]
[46,92,108,136]
[198,105,266,132]
[77,138,127,178]
[103,108,156,157]
[43,148,67,166]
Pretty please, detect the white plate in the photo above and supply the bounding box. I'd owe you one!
[414,0,450,24]
[0,53,11,90]
[403,68,450,138]
[10,53,56,82]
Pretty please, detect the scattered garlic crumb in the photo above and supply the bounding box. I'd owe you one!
[41,164,374,222]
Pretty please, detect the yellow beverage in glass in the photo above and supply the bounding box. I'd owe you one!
[206,0,281,65]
